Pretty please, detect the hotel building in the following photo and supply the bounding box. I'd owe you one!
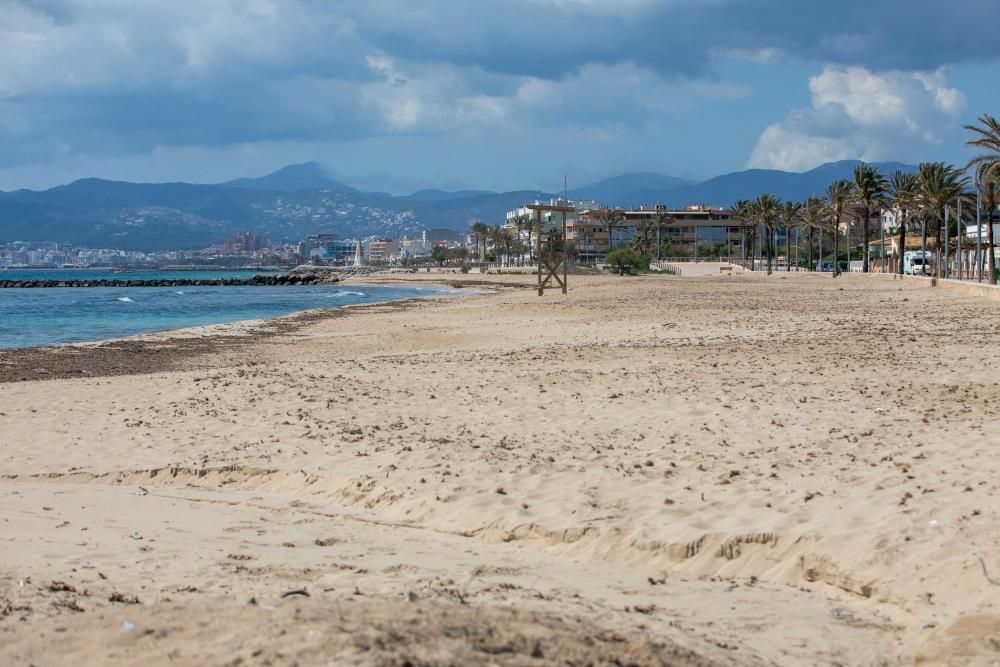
[572,205,743,262]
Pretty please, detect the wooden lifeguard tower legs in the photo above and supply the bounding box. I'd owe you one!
[530,205,572,296]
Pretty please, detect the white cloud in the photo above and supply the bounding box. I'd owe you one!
[749,65,966,171]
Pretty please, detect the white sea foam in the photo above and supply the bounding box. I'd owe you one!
[174,291,185,295]
[116,297,134,303]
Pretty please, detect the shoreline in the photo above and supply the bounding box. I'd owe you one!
[0,281,493,383]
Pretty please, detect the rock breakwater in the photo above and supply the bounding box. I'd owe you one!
[0,273,339,289]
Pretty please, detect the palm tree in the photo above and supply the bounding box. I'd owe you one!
[630,215,655,257]
[488,224,505,264]
[529,215,543,264]
[654,210,673,261]
[731,200,755,269]
[779,200,803,271]
[598,207,624,250]
[753,194,782,275]
[917,162,969,278]
[826,179,852,277]
[852,164,888,273]
[977,171,999,284]
[966,114,1000,184]
[471,220,489,263]
[503,226,515,265]
[517,215,535,261]
[966,114,1000,284]
[886,172,920,275]
[800,197,825,270]
[508,214,532,265]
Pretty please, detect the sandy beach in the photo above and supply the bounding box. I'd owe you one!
[2,272,999,665]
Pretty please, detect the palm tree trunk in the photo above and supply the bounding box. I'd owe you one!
[786,226,792,271]
[936,223,943,279]
[921,218,929,277]
[772,227,777,272]
[818,229,823,272]
[808,228,814,270]
[845,221,851,273]
[833,216,840,277]
[989,209,997,285]
[880,210,885,273]
[832,228,838,277]
[759,223,764,271]
[765,227,771,275]
[862,205,870,273]
[897,211,906,275]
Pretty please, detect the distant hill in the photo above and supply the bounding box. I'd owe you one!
[0,178,265,250]
[568,172,691,205]
[648,161,918,209]
[0,176,413,250]
[222,162,358,193]
[408,190,549,228]
[561,162,917,208]
[404,189,496,202]
[0,160,921,250]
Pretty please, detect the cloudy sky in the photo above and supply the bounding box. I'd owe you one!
[1,0,998,193]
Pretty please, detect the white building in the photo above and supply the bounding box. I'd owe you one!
[880,208,902,232]
[506,198,601,224]
[505,198,603,243]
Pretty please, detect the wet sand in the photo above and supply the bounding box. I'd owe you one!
[2,272,999,665]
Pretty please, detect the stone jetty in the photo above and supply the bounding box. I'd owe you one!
[0,273,339,289]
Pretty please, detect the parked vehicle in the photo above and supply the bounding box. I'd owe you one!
[903,251,933,275]
[816,262,849,273]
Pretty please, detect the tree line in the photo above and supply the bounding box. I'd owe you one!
[457,114,1000,281]
[732,114,1000,282]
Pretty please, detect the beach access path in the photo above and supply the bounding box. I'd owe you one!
[1,272,999,665]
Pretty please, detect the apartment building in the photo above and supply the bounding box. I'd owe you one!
[299,234,356,262]
[650,206,741,255]
[572,205,743,261]
[366,239,400,263]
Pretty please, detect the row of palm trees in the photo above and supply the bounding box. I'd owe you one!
[471,218,537,265]
[731,114,1000,283]
[464,115,1000,276]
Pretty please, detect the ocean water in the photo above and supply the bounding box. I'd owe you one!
[0,274,453,349]
[0,268,282,282]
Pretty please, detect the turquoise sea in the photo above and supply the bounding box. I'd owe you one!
[0,270,452,349]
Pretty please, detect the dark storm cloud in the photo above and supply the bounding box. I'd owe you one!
[349,0,1000,78]
[0,0,997,172]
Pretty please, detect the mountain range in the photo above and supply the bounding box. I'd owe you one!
[0,160,917,250]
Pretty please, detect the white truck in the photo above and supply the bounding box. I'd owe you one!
[903,250,933,275]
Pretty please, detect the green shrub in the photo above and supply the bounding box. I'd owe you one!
[605,248,650,275]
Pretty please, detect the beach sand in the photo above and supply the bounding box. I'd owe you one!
[1,272,998,665]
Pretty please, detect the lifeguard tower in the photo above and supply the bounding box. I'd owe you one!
[527,203,575,296]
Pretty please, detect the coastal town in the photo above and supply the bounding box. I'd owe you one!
[5,187,998,279]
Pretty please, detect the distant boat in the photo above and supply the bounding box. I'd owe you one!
[111,267,136,273]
